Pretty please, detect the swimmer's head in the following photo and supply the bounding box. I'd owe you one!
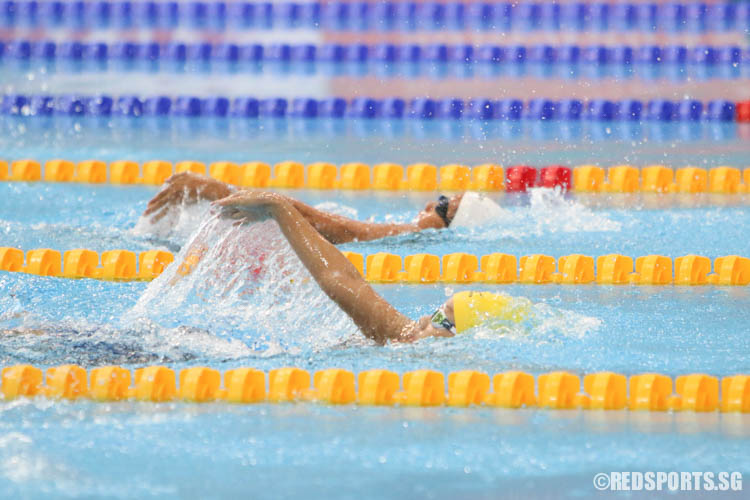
[452,291,529,332]
[415,193,464,230]
[418,291,530,337]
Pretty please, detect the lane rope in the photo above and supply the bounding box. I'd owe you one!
[0,1,747,34]
[1,365,747,412]
[2,160,749,194]
[2,247,749,286]
[0,39,747,78]
[1,94,745,121]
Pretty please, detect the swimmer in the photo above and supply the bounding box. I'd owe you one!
[215,191,527,344]
[143,172,464,244]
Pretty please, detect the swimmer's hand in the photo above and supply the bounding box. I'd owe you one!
[213,191,287,222]
[143,172,234,223]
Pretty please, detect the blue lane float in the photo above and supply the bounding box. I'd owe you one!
[0,40,747,71]
[0,1,748,32]
[0,94,741,122]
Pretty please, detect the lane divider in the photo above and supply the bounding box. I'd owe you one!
[1,94,745,122]
[1,365,748,412]
[0,248,172,281]
[347,252,750,286]
[1,39,747,74]
[2,159,750,193]
[0,1,747,34]
[2,247,749,286]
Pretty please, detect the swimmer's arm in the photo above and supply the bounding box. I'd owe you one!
[146,176,416,242]
[287,199,419,244]
[216,192,416,344]
[270,200,416,343]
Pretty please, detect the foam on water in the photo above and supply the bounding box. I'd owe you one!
[464,297,601,342]
[456,188,622,240]
[526,188,622,232]
[128,209,359,354]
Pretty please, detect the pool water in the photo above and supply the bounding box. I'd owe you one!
[1,174,749,498]
[1,116,748,164]
[1,401,747,499]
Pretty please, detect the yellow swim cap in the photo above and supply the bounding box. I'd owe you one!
[453,291,530,333]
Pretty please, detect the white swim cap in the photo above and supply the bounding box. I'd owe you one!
[449,192,508,228]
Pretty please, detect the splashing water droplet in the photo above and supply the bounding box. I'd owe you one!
[458,188,622,241]
[127,211,358,354]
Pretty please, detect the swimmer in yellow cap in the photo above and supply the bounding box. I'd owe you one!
[216,191,527,344]
[143,172,463,244]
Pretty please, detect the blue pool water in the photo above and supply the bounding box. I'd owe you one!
[1,117,748,166]
[1,175,749,498]
[0,401,748,499]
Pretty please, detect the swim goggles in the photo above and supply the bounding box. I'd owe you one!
[430,305,457,334]
[435,195,451,227]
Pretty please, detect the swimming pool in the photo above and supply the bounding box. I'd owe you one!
[2,171,750,498]
[2,4,750,499]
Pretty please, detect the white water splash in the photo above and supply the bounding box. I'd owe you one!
[471,300,601,341]
[127,210,359,353]
[459,188,621,240]
[131,200,212,244]
[123,319,256,361]
[526,188,622,233]
[313,201,359,219]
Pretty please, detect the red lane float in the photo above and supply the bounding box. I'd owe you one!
[505,165,537,192]
[539,166,572,190]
